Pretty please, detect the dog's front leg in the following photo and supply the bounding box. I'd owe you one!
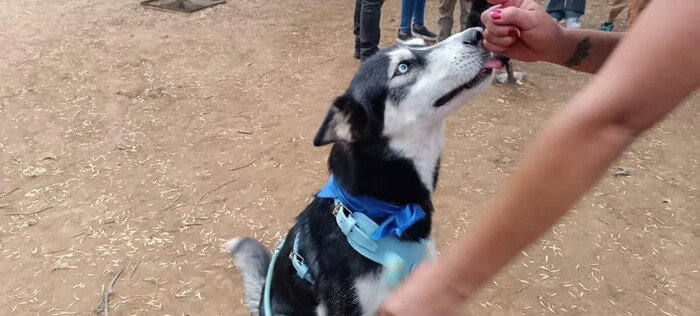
[318,282,366,316]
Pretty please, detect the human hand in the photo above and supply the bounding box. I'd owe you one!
[377,262,469,316]
[480,0,566,63]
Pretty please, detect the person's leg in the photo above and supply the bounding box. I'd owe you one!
[465,0,490,29]
[399,0,416,33]
[360,0,385,60]
[600,0,625,31]
[565,0,586,17]
[409,0,437,40]
[545,0,565,21]
[411,0,426,27]
[606,0,626,23]
[563,0,585,29]
[354,0,362,59]
[437,0,457,42]
[458,0,473,32]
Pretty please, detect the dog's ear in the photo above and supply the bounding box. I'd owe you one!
[313,94,366,146]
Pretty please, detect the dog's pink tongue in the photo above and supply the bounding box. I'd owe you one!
[483,58,504,69]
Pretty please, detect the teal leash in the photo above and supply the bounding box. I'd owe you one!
[263,239,285,315]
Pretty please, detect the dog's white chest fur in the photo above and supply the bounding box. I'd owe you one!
[348,237,436,316]
[354,273,391,316]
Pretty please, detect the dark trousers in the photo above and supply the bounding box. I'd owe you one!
[466,0,493,29]
[546,0,586,19]
[354,0,385,60]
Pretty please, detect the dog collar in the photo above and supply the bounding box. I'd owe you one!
[271,178,429,314]
[288,199,427,286]
[332,200,427,281]
[316,175,427,239]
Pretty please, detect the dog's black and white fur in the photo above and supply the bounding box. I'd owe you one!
[225,28,499,316]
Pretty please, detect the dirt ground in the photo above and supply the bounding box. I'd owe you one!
[1,0,698,315]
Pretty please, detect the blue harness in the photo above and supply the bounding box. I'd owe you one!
[262,176,428,315]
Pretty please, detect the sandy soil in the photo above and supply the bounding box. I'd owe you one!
[1,0,698,315]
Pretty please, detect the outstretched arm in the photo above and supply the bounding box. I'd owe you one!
[480,0,624,74]
[380,0,700,314]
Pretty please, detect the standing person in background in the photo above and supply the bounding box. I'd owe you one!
[437,0,473,42]
[600,0,649,31]
[600,0,627,31]
[354,0,386,61]
[546,0,586,29]
[398,0,438,41]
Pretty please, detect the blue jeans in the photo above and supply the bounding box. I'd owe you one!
[546,0,585,20]
[399,0,426,32]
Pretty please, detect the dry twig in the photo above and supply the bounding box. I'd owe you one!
[612,167,631,177]
[94,269,123,316]
[199,179,236,201]
[229,160,256,171]
[160,194,181,212]
[130,256,144,277]
[3,206,54,216]
[0,187,19,199]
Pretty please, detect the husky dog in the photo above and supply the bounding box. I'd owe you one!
[225,28,504,316]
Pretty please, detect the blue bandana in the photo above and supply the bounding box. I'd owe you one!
[317,175,426,239]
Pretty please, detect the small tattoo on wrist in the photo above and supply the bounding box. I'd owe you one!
[564,37,591,68]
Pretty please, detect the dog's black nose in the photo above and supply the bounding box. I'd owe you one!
[462,28,483,45]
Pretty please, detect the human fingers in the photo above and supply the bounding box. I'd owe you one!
[482,17,521,38]
[482,38,509,54]
[483,29,518,48]
[487,0,524,8]
[487,6,540,30]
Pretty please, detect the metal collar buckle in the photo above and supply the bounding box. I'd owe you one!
[333,202,351,216]
[289,251,304,263]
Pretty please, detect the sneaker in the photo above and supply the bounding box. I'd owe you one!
[566,17,581,29]
[600,22,614,32]
[397,30,414,42]
[411,25,437,41]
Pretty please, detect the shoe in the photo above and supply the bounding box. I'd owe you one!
[360,47,380,62]
[600,22,614,32]
[566,17,581,29]
[411,25,437,41]
[397,30,414,42]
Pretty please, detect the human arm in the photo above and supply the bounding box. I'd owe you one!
[480,0,624,74]
[379,0,700,314]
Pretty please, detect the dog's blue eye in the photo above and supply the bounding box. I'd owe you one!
[396,63,410,75]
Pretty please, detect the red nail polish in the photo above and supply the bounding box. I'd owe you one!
[508,28,519,37]
[491,10,502,20]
